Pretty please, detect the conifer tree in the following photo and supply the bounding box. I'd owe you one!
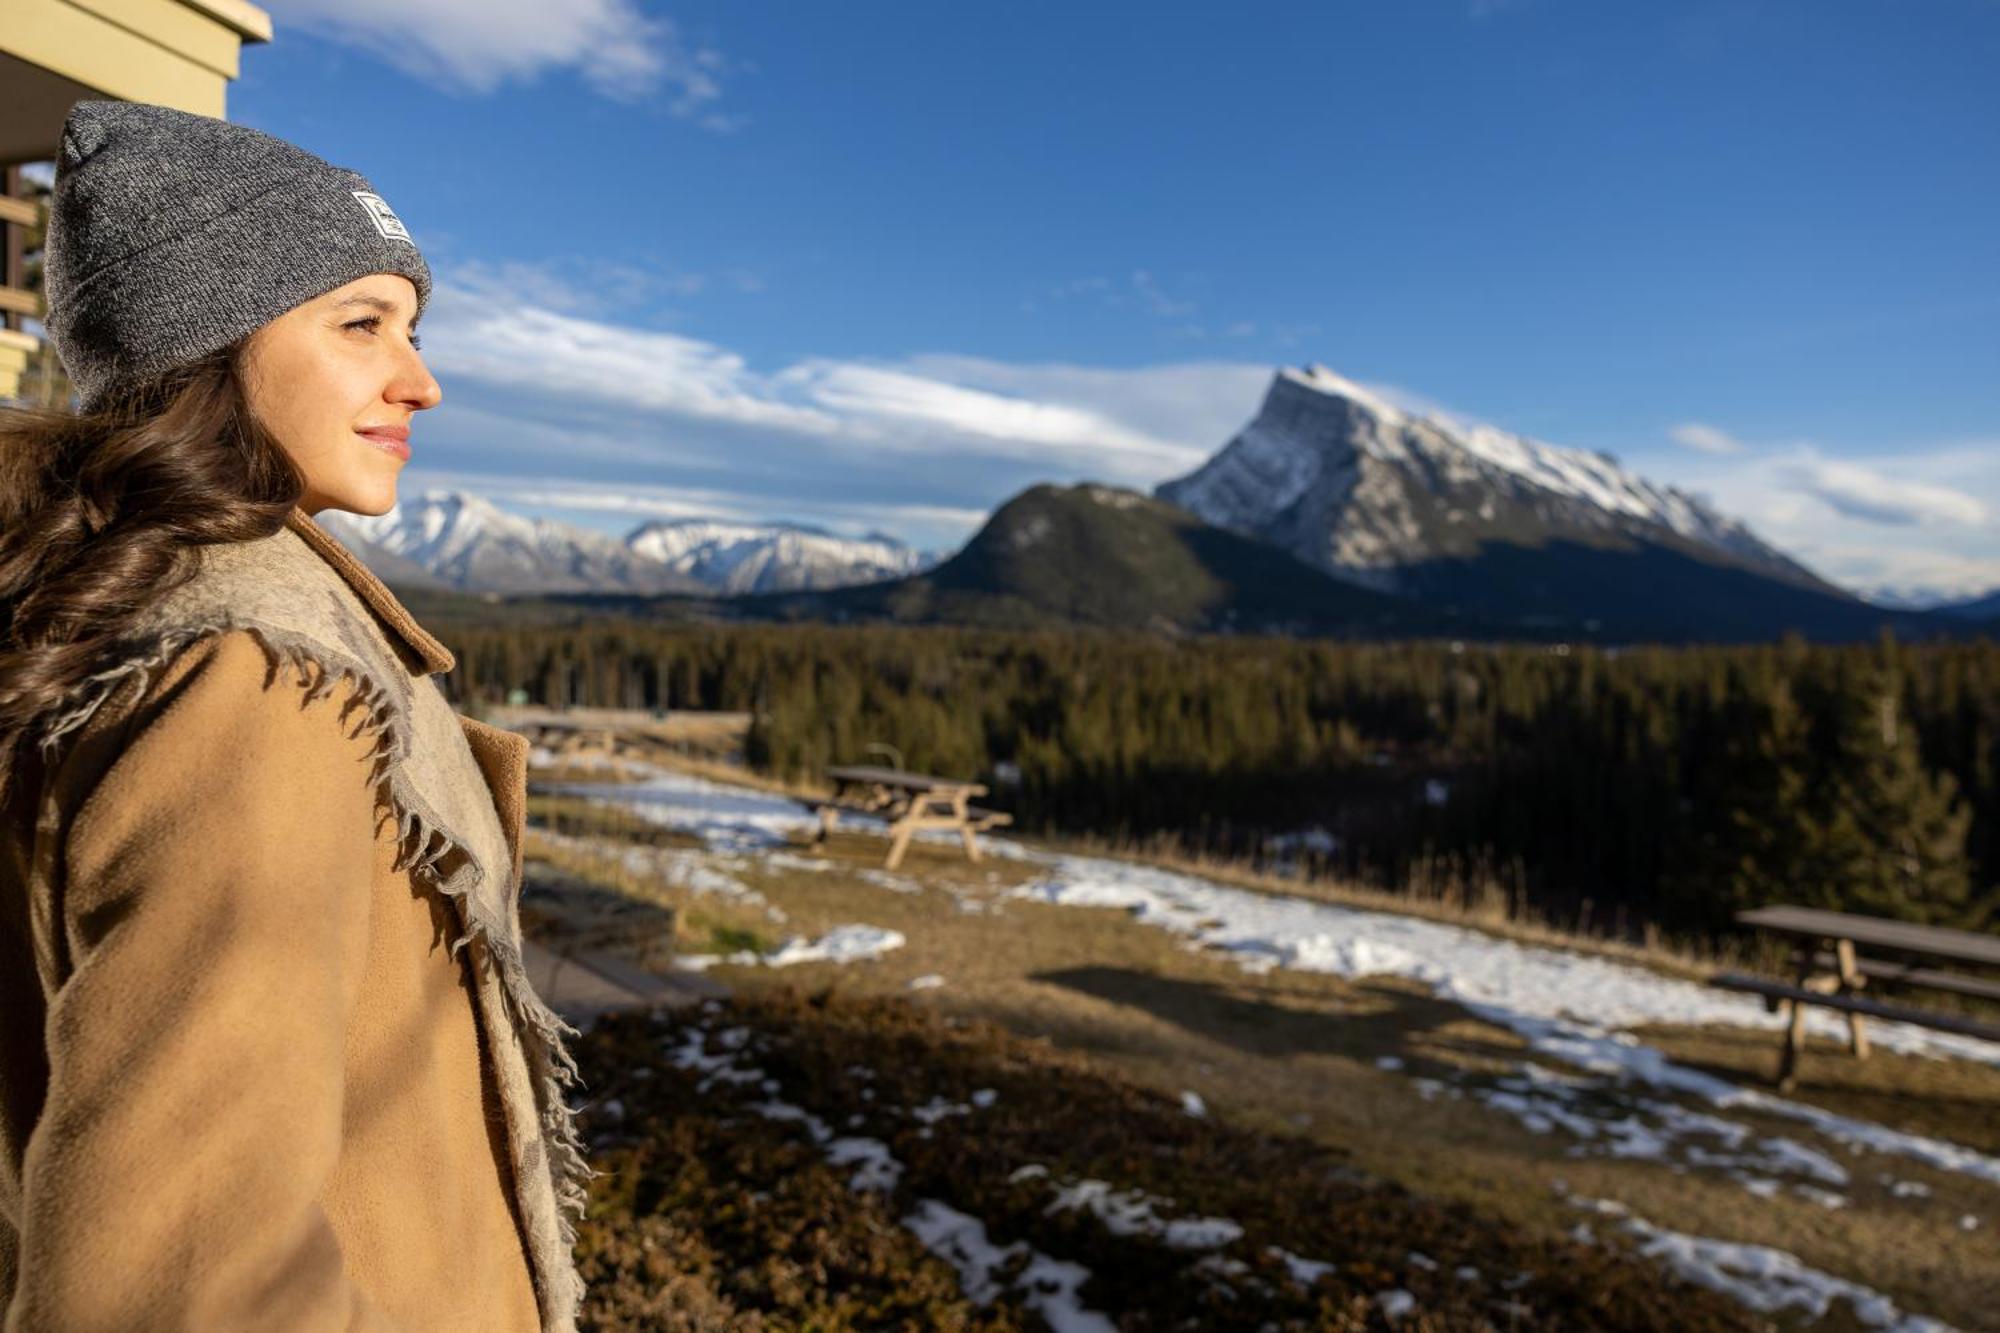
[1799,643,1976,925]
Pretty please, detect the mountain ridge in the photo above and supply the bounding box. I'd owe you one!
[322,491,932,597]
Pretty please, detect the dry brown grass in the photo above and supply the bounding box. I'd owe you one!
[593,750,1765,981]
[526,795,1998,1332]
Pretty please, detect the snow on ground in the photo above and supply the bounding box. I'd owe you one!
[667,1014,1121,1330]
[904,1199,1117,1333]
[566,767,1999,1326]
[588,771,2000,1186]
[1008,1164,1251,1254]
[1567,1196,1953,1332]
[677,922,904,972]
[1001,854,2000,1189]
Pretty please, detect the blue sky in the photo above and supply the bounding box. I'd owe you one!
[234,0,1999,599]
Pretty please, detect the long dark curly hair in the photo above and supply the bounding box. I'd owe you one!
[0,346,303,791]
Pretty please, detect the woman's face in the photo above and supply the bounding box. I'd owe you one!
[240,273,441,516]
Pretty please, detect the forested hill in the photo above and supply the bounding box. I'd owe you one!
[739,483,1494,638]
[438,622,1999,941]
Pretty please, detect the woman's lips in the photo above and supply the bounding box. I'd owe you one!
[356,425,411,461]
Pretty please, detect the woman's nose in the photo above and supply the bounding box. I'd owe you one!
[393,345,443,411]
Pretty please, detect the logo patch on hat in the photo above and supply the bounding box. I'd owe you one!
[351,191,413,244]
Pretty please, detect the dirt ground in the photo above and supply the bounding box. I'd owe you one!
[527,788,2000,1331]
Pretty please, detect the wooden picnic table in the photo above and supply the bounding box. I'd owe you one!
[815,765,1013,870]
[1715,905,2000,1089]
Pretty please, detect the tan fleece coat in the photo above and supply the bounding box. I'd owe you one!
[0,512,587,1330]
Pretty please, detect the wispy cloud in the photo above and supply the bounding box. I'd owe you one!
[1131,270,1196,318]
[421,280,838,435]
[1784,455,1987,527]
[774,361,1200,472]
[1661,441,2000,599]
[1668,422,1746,455]
[420,275,1217,482]
[263,0,736,118]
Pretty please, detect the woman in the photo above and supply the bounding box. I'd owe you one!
[0,102,587,1330]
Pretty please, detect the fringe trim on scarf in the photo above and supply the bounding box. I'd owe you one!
[38,622,596,1265]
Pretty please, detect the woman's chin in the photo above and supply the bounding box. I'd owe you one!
[319,482,401,518]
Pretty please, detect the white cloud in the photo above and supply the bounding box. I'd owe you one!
[773,361,1201,475]
[263,0,730,112]
[420,281,840,435]
[1657,441,2000,599]
[419,275,1222,483]
[1783,456,1987,527]
[1668,422,1746,456]
[888,354,1270,463]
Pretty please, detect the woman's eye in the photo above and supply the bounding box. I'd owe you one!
[345,316,381,334]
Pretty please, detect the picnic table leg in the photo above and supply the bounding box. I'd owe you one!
[1835,938,1870,1060]
[948,789,981,863]
[884,813,918,871]
[1778,995,1806,1092]
[1776,944,1812,1092]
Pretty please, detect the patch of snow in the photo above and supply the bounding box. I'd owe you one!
[1376,1289,1417,1320]
[826,1136,903,1192]
[1570,1196,1953,1330]
[859,868,923,894]
[1042,1178,1244,1251]
[1181,1090,1208,1117]
[760,924,906,968]
[903,1199,1117,1332]
[1266,1245,1335,1287]
[908,973,946,990]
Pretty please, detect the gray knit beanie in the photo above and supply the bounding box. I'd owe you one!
[42,100,433,410]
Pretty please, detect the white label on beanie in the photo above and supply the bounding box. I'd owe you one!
[351,191,413,244]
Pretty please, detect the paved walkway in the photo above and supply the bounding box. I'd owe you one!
[522,938,728,1028]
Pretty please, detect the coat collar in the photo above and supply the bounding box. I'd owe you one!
[285,509,456,676]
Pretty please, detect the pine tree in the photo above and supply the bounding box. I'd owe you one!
[1801,645,1977,925]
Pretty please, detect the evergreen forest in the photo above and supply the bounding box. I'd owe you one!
[440,623,1997,939]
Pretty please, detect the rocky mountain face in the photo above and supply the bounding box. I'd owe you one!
[627,518,931,594]
[742,483,1490,637]
[1156,366,1913,642]
[322,492,929,597]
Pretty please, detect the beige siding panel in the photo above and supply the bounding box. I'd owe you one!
[180,0,271,43]
[64,0,245,80]
[6,0,228,116]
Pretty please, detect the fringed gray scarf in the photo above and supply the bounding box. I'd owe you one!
[39,515,589,1331]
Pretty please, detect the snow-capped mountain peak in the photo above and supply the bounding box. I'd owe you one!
[626,517,933,594]
[1157,365,1844,628]
[320,491,934,597]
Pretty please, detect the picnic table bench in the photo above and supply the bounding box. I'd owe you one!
[1711,905,2000,1090]
[812,764,1013,870]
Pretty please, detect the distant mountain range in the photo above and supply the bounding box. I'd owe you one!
[322,367,1980,645]
[628,518,932,593]
[321,492,934,597]
[1933,589,2000,620]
